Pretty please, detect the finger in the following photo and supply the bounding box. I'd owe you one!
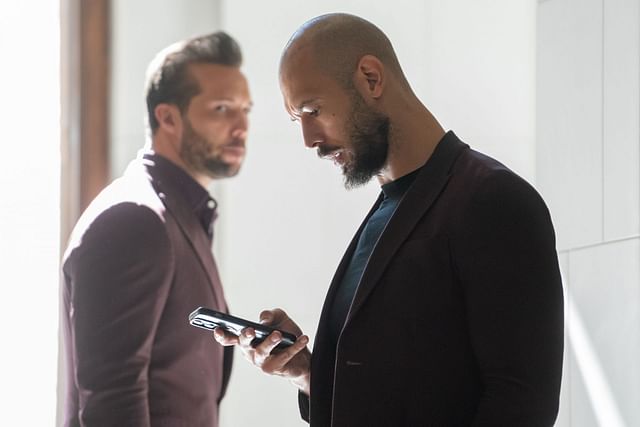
[234,329,258,364]
[261,308,289,327]
[270,308,288,324]
[259,310,275,324]
[238,327,256,348]
[212,327,239,346]
[261,334,310,374]
[253,331,286,366]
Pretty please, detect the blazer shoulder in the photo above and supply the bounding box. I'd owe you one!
[63,173,171,266]
[453,148,545,206]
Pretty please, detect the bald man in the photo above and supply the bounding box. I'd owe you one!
[216,13,564,426]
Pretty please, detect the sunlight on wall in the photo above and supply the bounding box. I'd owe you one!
[0,2,60,424]
[567,293,627,427]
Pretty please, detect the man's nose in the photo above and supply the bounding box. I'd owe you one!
[231,112,249,140]
[301,118,322,149]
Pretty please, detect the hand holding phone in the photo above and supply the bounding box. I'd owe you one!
[207,307,312,395]
[189,307,297,349]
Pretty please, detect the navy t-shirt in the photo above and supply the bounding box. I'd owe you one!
[326,167,422,349]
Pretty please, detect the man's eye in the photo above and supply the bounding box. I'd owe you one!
[214,105,229,113]
[301,106,320,117]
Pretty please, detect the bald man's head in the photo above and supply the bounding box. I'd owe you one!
[280,13,407,90]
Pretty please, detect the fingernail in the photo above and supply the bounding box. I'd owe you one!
[271,332,281,342]
[300,336,309,345]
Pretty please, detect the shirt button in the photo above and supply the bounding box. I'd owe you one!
[207,200,216,209]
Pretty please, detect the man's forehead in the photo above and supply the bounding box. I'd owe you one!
[281,72,326,111]
[189,63,242,79]
[280,42,316,75]
[190,64,248,92]
[281,52,328,91]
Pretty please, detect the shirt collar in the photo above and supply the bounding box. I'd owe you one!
[381,166,422,201]
[142,152,218,235]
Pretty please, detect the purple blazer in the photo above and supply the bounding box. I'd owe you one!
[62,156,232,426]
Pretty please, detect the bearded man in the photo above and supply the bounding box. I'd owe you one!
[215,14,564,427]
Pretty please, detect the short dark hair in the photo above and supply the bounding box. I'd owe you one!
[145,31,243,134]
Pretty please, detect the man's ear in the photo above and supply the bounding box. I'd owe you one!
[354,55,385,100]
[154,103,183,137]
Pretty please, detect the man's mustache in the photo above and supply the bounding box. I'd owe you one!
[317,144,341,158]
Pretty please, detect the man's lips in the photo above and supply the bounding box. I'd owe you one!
[319,148,346,165]
[219,142,246,161]
[221,140,246,153]
[221,145,245,153]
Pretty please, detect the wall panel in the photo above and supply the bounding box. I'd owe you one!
[537,0,603,250]
[603,0,640,240]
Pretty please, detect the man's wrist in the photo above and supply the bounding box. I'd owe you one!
[291,372,310,396]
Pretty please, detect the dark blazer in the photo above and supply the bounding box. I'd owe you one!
[62,155,232,427]
[300,132,564,426]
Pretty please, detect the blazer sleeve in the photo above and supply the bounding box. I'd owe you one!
[298,390,310,423]
[453,171,564,426]
[63,202,174,426]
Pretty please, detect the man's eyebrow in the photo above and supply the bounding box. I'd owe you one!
[205,97,234,103]
[296,97,320,111]
[288,98,321,118]
[205,98,254,107]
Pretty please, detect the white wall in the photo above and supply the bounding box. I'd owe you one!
[216,1,536,426]
[110,0,222,177]
[0,1,60,425]
[537,0,640,425]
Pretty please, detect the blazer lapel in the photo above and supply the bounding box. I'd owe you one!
[345,132,468,324]
[147,165,227,312]
[309,193,384,426]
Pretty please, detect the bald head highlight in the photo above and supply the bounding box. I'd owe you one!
[281,13,407,89]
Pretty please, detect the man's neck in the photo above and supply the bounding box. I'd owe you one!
[152,137,212,189]
[376,105,445,185]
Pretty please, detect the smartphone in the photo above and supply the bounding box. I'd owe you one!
[188,306,296,349]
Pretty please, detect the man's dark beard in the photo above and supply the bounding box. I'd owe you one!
[342,95,390,189]
[180,117,240,179]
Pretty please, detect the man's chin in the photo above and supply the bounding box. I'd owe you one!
[203,163,243,180]
[342,168,376,190]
